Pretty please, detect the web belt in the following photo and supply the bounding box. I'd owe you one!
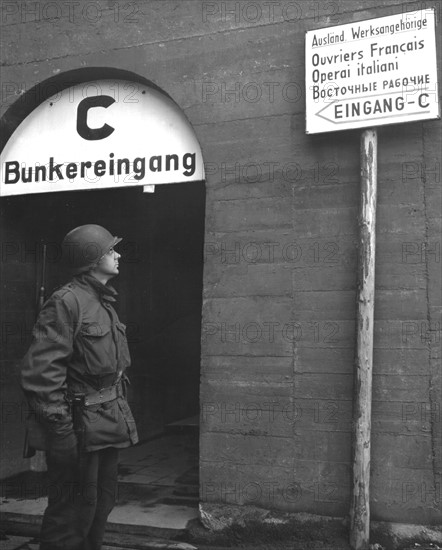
[83,381,124,407]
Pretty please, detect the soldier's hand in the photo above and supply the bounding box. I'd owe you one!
[47,431,78,465]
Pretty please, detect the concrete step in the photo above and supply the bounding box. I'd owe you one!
[0,499,199,540]
[0,523,199,550]
[0,496,199,540]
[165,416,199,435]
[1,431,200,541]
[1,475,199,540]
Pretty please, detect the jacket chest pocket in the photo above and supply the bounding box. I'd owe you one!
[115,322,131,369]
[78,322,117,375]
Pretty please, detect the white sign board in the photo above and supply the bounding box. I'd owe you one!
[1,80,205,196]
[305,9,440,134]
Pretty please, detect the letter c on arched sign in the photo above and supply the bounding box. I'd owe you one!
[76,96,116,140]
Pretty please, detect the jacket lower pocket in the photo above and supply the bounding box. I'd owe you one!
[81,400,132,449]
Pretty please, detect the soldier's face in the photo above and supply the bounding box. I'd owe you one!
[95,247,121,278]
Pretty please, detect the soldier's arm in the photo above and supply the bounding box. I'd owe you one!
[21,293,77,443]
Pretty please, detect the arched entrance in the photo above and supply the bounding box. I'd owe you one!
[0,70,205,533]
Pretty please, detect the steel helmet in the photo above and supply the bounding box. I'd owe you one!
[62,224,122,273]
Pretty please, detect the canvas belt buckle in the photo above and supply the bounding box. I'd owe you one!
[84,384,119,406]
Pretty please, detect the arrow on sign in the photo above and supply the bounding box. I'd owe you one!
[315,94,431,125]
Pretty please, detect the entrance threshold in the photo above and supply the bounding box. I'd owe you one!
[116,428,199,536]
[0,425,199,541]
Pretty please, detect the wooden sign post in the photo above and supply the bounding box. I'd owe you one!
[305,9,439,549]
[350,129,378,550]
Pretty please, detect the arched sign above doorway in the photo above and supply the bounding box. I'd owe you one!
[0,79,205,196]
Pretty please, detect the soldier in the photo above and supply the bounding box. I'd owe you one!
[21,224,138,550]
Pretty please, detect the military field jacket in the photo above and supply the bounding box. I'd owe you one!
[21,274,138,452]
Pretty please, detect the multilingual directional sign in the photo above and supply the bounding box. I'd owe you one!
[305,9,440,134]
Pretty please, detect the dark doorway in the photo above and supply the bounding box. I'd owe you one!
[0,181,205,478]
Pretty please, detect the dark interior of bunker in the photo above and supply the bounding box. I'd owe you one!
[0,182,205,480]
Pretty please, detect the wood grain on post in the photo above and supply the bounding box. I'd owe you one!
[350,129,378,550]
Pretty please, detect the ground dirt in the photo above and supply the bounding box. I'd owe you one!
[183,519,442,550]
[184,517,352,549]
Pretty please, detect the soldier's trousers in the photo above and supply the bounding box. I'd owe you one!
[40,447,119,550]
